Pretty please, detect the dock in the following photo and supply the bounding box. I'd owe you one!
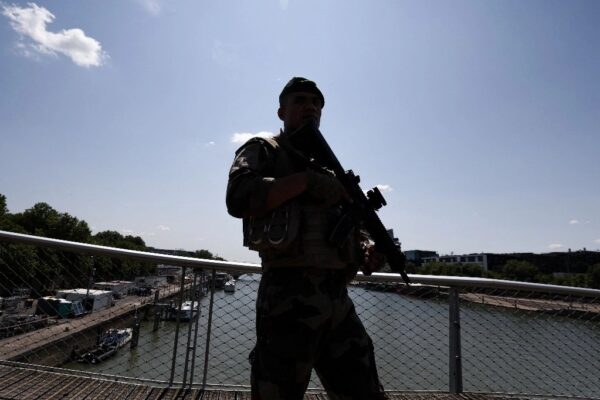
[0,364,523,400]
[0,285,181,362]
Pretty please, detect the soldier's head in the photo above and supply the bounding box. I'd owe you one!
[278,77,324,132]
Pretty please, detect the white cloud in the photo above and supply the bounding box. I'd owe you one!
[231,131,274,144]
[569,219,580,225]
[280,0,289,10]
[594,239,600,245]
[548,243,563,250]
[157,225,171,231]
[204,141,215,147]
[363,184,393,197]
[121,229,134,234]
[376,184,393,193]
[2,3,106,67]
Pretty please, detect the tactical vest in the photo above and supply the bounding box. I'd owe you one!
[241,136,359,269]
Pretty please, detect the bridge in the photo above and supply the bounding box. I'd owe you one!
[1,230,599,399]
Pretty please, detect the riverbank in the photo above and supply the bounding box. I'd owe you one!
[354,281,600,318]
[460,292,600,317]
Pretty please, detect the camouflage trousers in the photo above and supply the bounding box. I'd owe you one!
[250,268,387,400]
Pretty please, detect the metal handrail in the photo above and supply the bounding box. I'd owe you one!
[0,230,258,274]
[1,229,599,397]
[1,229,599,298]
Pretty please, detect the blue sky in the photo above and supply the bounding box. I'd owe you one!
[1,0,599,262]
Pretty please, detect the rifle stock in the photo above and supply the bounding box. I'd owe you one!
[289,123,410,284]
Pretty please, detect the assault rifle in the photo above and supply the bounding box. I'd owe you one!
[287,122,410,285]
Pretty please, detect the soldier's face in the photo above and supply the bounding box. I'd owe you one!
[278,92,322,131]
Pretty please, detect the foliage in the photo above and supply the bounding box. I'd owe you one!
[502,260,538,282]
[91,230,154,281]
[194,249,225,261]
[587,263,600,289]
[420,261,486,278]
[418,258,600,289]
[0,194,7,218]
[0,193,226,297]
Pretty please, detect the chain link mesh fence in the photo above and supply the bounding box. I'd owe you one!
[0,233,599,398]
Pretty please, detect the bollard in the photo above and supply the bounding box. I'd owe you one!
[131,311,140,349]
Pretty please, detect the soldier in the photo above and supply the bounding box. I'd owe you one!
[226,77,388,400]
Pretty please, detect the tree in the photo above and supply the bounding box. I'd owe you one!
[588,263,600,289]
[0,194,7,218]
[12,202,91,242]
[502,260,538,282]
[92,231,153,281]
[195,249,225,261]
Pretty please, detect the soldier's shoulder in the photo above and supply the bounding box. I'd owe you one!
[235,136,280,155]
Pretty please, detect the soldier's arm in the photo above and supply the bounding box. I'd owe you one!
[264,170,350,213]
[227,140,310,218]
[228,171,309,218]
[264,173,308,211]
[227,140,347,218]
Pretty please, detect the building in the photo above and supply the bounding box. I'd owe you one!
[56,289,113,312]
[404,250,439,266]
[134,276,168,288]
[423,253,489,271]
[93,281,135,298]
[157,265,183,283]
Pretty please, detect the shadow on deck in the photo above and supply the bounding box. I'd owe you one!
[0,364,538,400]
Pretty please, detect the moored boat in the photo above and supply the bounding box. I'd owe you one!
[224,280,235,293]
[77,328,132,364]
[167,300,200,321]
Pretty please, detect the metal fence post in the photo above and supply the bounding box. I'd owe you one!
[169,266,187,385]
[201,269,217,390]
[189,270,203,387]
[449,287,463,393]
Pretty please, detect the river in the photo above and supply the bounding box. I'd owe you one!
[65,274,600,397]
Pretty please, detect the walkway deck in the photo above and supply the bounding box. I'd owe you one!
[0,365,528,400]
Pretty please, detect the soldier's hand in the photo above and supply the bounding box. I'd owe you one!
[361,242,386,276]
[305,170,350,207]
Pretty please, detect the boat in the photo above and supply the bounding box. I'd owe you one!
[78,328,132,364]
[100,328,133,349]
[167,300,200,321]
[78,345,117,364]
[208,272,232,289]
[224,280,236,293]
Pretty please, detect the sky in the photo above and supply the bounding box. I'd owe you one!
[0,0,599,263]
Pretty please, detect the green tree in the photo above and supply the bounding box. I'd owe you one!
[92,230,153,281]
[588,263,600,289]
[0,194,7,218]
[502,260,538,282]
[195,249,225,261]
[12,202,91,242]
[460,263,485,277]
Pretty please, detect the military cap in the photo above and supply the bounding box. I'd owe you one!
[279,77,325,108]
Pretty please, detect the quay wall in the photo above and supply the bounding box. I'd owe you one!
[8,291,180,366]
[11,308,141,366]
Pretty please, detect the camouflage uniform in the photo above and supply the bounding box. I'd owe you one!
[227,136,387,400]
[251,268,387,400]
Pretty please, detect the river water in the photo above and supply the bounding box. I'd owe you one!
[65,274,600,397]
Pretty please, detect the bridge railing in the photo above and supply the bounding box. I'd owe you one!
[0,230,599,398]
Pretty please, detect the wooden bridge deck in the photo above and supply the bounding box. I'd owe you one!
[0,365,530,400]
